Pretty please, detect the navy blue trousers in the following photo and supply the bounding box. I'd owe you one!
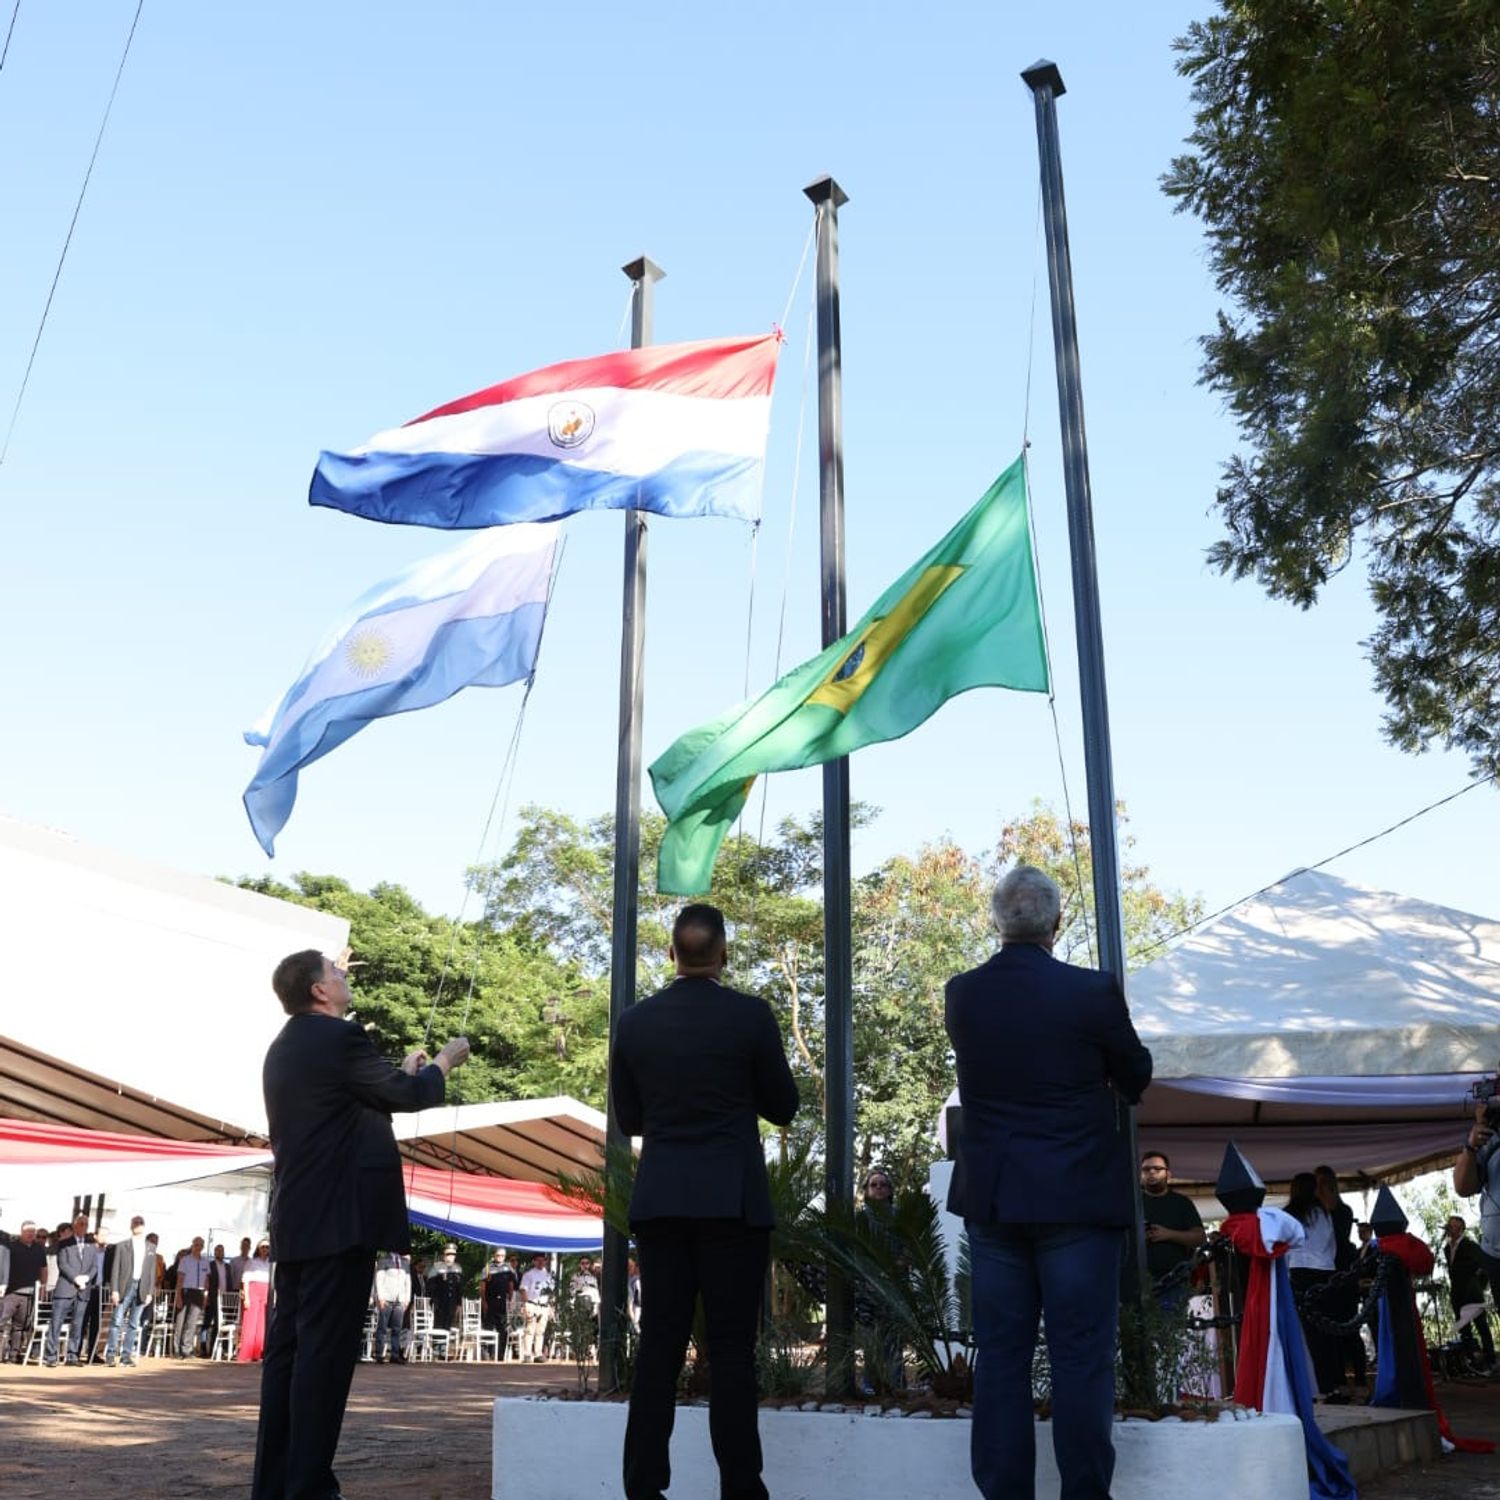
[968,1221,1123,1500]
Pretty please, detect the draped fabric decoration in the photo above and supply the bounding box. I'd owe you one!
[1372,1231,1494,1455]
[0,1118,602,1253]
[1220,1207,1358,1500]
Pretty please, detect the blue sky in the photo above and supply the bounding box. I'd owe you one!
[2,0,1495,938]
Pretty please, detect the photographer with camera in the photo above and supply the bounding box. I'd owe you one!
[1452,1081,1500,1326]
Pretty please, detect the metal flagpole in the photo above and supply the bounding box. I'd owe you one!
[804,173,856,1395]
[600,253,664,1392]
[1019,61,1149,1303]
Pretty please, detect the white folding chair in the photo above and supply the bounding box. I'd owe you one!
[410,1297,451,1362]
[458,1297,499,1362]
[145,1292,175,1359]
[211,1293,241,1361]
[22,1298,51,1366]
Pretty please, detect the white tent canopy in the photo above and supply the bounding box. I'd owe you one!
[939,871,1499,1194]
[1130,868,1500,1078]
[0,814,348,1139]
[1129,870,1500,1191]
[393,1097,610,1184]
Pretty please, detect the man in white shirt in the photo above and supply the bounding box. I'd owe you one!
[372,1252,411,1363]
[519,1254,554,1362]
[174,1237,211,1357]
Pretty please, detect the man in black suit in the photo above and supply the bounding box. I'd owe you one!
[45,1214,99,1366]
[251,948,469,1500]
[610,902,799,1500]
[946,866,1152,1500]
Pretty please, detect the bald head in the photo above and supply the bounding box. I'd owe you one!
[671,903,727,975]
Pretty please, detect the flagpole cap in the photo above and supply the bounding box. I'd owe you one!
[621,256,665,285]
[803,175,849,210]
[1021,60,1066,99]
[1215,1140,1267,1215]
[1369,1185,1408,1236]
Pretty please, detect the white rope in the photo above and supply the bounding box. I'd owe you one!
[403,536,566,1209]
[779,221,816,338]
[753,234,819,853]
[1018,185,1095,965]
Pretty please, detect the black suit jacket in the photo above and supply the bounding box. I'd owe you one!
[945,943,1153,1228]
[263,1013,445,1263]
[1449,1234,1489,1308]
[611,976,799,1229]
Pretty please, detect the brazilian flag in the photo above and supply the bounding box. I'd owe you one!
[650,454,1050,894]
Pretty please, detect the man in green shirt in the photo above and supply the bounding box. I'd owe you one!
[1140,1151,1206,1300]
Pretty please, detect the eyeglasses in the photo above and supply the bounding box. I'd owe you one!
[1140,1165,1169,1174]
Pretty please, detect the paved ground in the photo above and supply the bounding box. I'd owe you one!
[1357,1379,1500,1497]
[3,1358,1498,1496]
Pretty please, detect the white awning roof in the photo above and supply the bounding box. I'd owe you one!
[0,814,348,1139]
[393,1097,609,1184]
[1129,868,1500,1078]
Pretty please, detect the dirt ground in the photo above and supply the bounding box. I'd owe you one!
[0,1356,551,1498]
[3,1358,1500,1497]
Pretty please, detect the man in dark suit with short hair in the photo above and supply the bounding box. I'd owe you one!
[611,902,800,1500]
[251,948,470,1500]
[946,865,1153,1500]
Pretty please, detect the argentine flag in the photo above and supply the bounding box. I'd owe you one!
[242,524,558,855]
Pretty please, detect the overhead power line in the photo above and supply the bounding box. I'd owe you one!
[0,0,146,469]
[1135,771,1499,960]
[1,2,22,74]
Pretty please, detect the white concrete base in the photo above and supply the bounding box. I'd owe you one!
[492,1397,1307,1498]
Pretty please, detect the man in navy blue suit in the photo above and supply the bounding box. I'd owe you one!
[946,866,1153,1500]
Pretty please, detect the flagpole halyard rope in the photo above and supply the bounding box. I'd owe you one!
[753,239,820,860]
[733,223,818,869]
[404,534,566,1206]
[1018,181,1096,966]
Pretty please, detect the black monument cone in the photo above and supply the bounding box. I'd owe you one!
[1216,1140,1266,1215]
[1369,1185,1408,1237]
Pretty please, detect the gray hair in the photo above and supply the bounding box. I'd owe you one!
[991,865,1062,944]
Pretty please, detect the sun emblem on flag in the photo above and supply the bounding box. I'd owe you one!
[344,627,393,678]
[547,400,595,449]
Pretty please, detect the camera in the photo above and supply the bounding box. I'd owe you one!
[1469,1075,1500,1125]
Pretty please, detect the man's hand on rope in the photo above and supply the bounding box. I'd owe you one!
[434,1037,471,1076]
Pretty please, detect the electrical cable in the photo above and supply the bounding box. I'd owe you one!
[1134,770,1499,961]
[0,0,146,469]
[0,1,22,74]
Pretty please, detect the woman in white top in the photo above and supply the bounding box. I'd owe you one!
[1284,1172,1347,1400]
[236,1242,272,1363]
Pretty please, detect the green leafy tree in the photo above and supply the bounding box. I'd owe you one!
[477,802,872,1119]
[993,801,1205,970]
[487,800,1200,1189]
[1164,2,1500,774]
[234,872,607,1108]
[852,842,992,1185]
